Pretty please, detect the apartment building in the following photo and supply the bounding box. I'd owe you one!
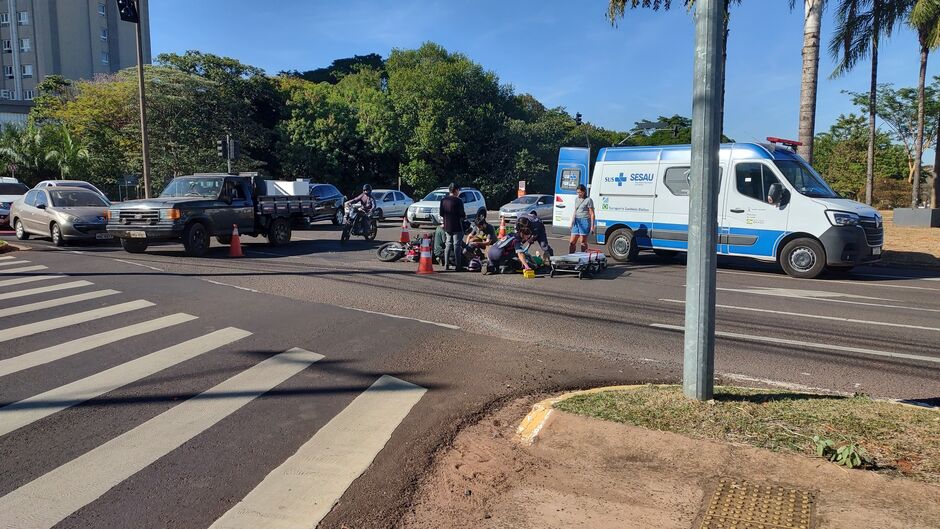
[0,0,150,104]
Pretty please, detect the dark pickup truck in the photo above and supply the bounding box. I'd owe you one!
[107,174,315,256]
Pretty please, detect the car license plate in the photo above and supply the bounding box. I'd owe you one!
[96,233,113,240]
[872,246,882,255]
[128,231,146,239]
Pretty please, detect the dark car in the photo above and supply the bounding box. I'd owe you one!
[309,183,345,225]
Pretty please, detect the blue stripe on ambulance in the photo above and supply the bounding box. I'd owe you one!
[595,221,788,258]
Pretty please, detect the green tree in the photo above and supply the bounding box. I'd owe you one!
[44,126,90,178]
[0,123,55,184]
[909,0,940,206]
[283,54,385,84]
[830,0,913,205]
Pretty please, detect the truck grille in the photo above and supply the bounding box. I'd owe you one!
[118,210,159,224]
[859,218,883,247]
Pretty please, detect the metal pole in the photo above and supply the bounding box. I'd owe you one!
[134,1,151,199]
[226,133,233,174]
[683,0,724,401]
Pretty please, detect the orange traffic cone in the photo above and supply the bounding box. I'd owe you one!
[400,217,410,243]
[229,224,243,258]
[497,217,506,238]
[416,235,435,275]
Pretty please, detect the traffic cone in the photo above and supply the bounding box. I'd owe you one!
[498,217,506,238]
[416,235,435,275]
[399,217,410,243]
[229,224,243,258]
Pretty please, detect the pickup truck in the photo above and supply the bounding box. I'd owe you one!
[107,174,315,256]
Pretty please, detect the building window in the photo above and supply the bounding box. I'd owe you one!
[3,66,13,79]
[19,38,29,52]
[21,64,33,78]
[2,40,10,52]
[23,89,33,100]
[100,28,108,41]
[17,11,28,25]
[100,51,109,65]
[98,3,106,16]
[0,90,10,99]
[0,13,8,25]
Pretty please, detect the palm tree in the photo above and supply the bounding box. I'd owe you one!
[909,0,940,207]
[793,0,827,164]
[44,126,89,179]
[830,0,913,206]
[0,123,49,178]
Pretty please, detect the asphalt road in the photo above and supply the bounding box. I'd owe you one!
[0,219,938,529]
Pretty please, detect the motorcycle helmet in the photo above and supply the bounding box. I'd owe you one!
[362,184,373,195]
[467,257,482,272]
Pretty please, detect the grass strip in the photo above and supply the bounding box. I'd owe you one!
[555,385,940,483]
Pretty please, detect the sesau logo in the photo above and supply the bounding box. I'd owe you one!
[629,173,654,182]
[604,172,655,186]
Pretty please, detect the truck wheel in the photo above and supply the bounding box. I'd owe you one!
[780,237,826,279]
[606,228,639,263]
[183,222,210,257]
[216,235,232,245]
[14,219,29,240]
[120,238,148,254]
[268,217,291,246]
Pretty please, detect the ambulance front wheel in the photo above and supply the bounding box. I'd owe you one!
[606,228,639,263]
[779,237,826,279]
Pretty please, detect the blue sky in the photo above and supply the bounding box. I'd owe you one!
[151,0,931,145]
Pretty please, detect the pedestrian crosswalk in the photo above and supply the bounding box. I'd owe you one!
[0,259,427,529]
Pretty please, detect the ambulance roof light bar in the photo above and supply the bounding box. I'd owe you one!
[766,137,802,152]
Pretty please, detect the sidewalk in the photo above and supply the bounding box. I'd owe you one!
[401,396,940,529]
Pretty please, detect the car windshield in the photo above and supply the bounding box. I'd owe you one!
[422,191,448,202]
[773,160,840,199]
[160,177,223,198]
[49,189,108,207]
[0,183,28,195]
[510,196,539,204]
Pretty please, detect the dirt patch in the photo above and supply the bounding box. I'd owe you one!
[400,404,940,529]
[882,210,940,267]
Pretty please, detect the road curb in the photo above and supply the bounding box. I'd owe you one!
[515,384,937,446]
[0,241,27,254]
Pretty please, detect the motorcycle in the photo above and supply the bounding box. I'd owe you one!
[376,236,421,262]
[340,204,378,243]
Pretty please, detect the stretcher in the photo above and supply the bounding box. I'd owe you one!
[549,250,607,279]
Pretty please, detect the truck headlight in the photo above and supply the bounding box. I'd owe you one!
[825,210,859,226]
[160,208,181,220]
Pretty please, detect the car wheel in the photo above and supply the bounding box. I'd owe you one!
[268,217,291,246]
[182,222,210,257]
[779,237,826,279]
[50,223,64,247]
[120,238,148,254]
[332,208,343,226]
[14,219,28,240]
[374,208,384,221]
[606,228,639,263]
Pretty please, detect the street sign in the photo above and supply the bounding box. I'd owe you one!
[517,180,526,198]
[115,0,140,23]
[122,174,139,186]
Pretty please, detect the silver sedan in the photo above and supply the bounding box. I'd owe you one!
[10,187,112,246]
[498,194,554,223]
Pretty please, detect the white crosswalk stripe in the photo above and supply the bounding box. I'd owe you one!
[0,347,323,529]
[0,265,47,274]
[0,289,119,318]
[0,274,64,288]
[0,299,154,343]
[0,313,198,378]
[0,260,29,267]
[210,375,426,529]
[0,255,15,260]
[0,280,93,301]
[0,327,252,437]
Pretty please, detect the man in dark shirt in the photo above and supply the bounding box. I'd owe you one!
[439,183,466,271]
[521,211,553,257]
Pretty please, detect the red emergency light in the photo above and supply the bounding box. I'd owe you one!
[766,137,803,148]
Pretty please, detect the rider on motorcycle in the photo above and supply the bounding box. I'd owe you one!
[344,184,376,233]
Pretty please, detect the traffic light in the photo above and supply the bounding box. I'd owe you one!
[115,0,140,23]
[228,140,241,160]
[217,139,227,158]
[575,112,582,126]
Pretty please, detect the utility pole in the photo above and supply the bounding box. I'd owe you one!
[226,133,233,174]
[684,0,724,401]
[117,0,151,198]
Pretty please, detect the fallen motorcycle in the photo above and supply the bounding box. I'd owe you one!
[376,237,421,262]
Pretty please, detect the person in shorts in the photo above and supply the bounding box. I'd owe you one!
[569,184,594,253]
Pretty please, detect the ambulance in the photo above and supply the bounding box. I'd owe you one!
[552,139,883,279]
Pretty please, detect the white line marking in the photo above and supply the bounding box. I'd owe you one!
[716,286,940,313]
[0,280,93,301]
[0,260,29,267]
[0,275,64,288]
[650,323,940,364]
[112,258,163,272]
[718,286,893,301]
[0,290,119,318]
[0,347,321,529]
[209,375,425,529]
[339,306,460,330]
[203,279,259,293]
[0,255,15,261]
[718,269,940,292]
[0,265,47,274]
[0,327,252,438]
[0,300,154,343]
[0,313,198,378]
[659,299,940,332]
[719,373,846,396]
